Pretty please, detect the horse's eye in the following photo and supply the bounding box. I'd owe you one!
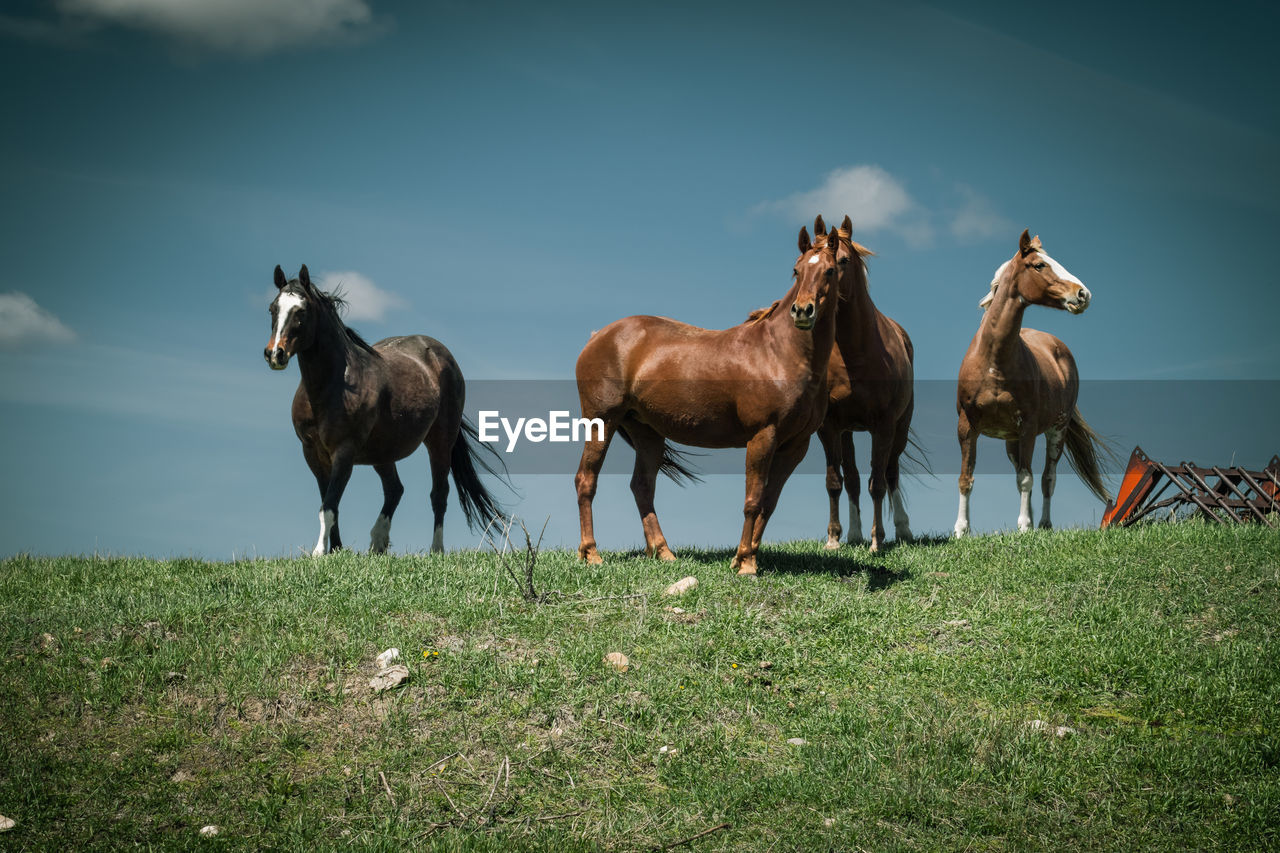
[1034,262,1046,270]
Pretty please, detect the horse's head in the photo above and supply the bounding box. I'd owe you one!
[813,214,873,301]
[791,223,840,330]
[981,230,1091,314]
[265,264,319,370]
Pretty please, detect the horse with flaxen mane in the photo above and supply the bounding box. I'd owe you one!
[574,228,846,575]
[954,231,1113,536]
[265,265,505,555]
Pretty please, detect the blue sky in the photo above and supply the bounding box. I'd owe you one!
[1,0,1276,559]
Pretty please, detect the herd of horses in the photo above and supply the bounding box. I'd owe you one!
[264,218,1114,572]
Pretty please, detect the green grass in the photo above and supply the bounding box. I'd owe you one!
[2,524,1278,850]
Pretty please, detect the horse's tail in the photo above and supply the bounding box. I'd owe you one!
[900,428,933,478]
[616,426,704,486]
[1063,408,1118,504]
[451,417,513,530]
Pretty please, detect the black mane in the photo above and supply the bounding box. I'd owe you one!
[289,279,382,359]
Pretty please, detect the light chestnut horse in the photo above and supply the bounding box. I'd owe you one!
[265,265,505,555]
[954,231,1112,536]
[811,215,916,552]
[574,228,845,575]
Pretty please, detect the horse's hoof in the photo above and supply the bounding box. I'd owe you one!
[648,545,677,562]
[736,565,758,577]
[823,538,841,551]
[1038,521,1053,530]
[579,549,603,565]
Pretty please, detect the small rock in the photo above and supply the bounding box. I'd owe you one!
[39,632,58,651]
[1027,719,1076,737]
[758,661,773,670]
[823,817,836,828]
[604,652,630,672]
[657,745,678,756]
[199,825,219,838]
[786,737,807,746]
[375,648,400,668]
[0,815,15,832]
[170,769,195,784]
[665,606,686,614]
[369,664,410,693]
[664,576,698,596]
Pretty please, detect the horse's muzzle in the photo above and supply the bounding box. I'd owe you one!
[265,346,290,370]
[1064,288,1091,314]
[790,300,816,330]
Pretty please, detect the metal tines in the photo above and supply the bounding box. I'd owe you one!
[1101,447,1280,529]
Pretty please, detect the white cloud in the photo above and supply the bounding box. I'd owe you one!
[0,293,76,349]
[54,0,379,54]
[753,165,934,247]
[317,271,406,323]
[948,183,1015,241]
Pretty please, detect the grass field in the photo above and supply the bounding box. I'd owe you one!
[2,524,1278,851]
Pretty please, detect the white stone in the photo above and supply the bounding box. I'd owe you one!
[375,648,400,668]
[369,664,410,693]
[664,576,698,596]
[199,825,219,838]
[604,652,630,671]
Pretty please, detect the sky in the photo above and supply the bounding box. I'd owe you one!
[1,0,1277,560]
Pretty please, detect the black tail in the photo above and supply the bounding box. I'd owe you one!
[616,426,703,486]
[1063,408,1119,504]
[451,417,513,530]
[900,428,934,478]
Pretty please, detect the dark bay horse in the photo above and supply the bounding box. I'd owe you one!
[954,231,1112,536]
[574,228,845,575]
[265,265,504,554]
[811,215,916,553]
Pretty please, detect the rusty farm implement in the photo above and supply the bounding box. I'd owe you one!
[1100,447,1280,529]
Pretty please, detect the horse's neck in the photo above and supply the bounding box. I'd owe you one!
[297,323,370,401]
[975,288,1028,369]
[835,272,881,362]
[764,285,837,377]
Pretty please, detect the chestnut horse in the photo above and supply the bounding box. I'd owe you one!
[954,231,1112,536]
[811,215,916,552]
[574,228,845,575]
[265,265,504,554]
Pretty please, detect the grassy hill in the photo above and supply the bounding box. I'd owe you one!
[2,525,1278,850]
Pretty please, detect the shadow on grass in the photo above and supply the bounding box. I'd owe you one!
[625,544,914,590]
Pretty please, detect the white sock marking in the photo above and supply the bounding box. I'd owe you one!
[890,488,911,538]
[847,500,863,542]
[431,523,444,553]
[370,514,391,552]
[954,491,970,537]
[313,508,335,555]
[1017,468,1034,531]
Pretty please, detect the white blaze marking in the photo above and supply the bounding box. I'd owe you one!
[1036,251,1082,285]
[272,292,304,348]
[808,254,821,264]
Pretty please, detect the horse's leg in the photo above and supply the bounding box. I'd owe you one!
[301,440,343,554]
[954,412,977,538]
[575,421,616,564]
[315,444,356,555]
[1006,434,1036,532]
[840,431,864,545]
[423,425,453,554]
[733,426,777,576]
[756,435,812,547]
[887,403,914,542]
[370,462,404,554]
[866,428,895,553]
[622,421,677,561]
[1039,428,1065,530]
[817,423,843,549]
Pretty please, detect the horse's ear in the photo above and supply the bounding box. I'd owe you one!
[1019,229,1034,256]
[814,215,826,236]
[1030,234,1043,251]
[298,264,312,289]
[273,265,287,290]
[798,226,812,254]
[840,215,853,235]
